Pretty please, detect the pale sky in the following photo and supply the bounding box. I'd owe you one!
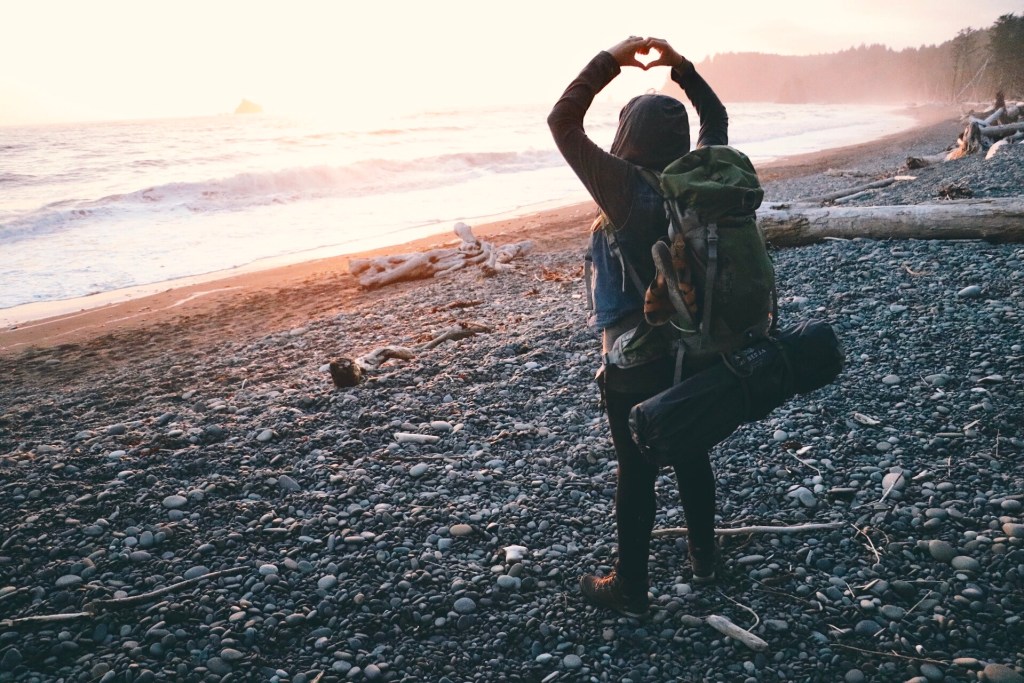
[2,0,1022,126]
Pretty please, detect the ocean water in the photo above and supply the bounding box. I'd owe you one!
[0,102,914,316]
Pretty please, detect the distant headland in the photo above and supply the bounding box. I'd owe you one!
[234,99,262,114]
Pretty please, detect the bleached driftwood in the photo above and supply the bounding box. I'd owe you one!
[652,521,844,539]
[706,615,769,651]
[349,222,534,290]
[422,322,493,350]
[355,346,416,370]
[801,176,909,204]
[330,321,493,387]
[757,198,1024,247]
[394,432,441,444]
[0,567,248,628]
[908,96,1023,168]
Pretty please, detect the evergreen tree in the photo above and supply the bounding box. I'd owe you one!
[988,13,1024,97]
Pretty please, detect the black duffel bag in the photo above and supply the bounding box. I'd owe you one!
[628,319,844,467]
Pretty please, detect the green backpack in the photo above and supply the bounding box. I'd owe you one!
[600,145,777,381]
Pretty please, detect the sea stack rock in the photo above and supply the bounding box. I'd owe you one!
[234,98,262,114]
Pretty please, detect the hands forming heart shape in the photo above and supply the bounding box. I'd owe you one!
[608,36,684,71]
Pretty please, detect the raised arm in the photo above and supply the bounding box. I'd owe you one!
[547,38,651,225]
[647,38,729,148]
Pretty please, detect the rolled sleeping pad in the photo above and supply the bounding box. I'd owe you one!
[628,319,844,467]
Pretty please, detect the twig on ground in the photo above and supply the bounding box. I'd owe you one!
[717,590,761,631]
[832,643,949,667]
[879,472,904,504]
[652,521,844,539]
[853,524,883,564]
[706,614,769,651]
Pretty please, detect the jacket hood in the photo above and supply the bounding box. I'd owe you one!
[609,94,690,171]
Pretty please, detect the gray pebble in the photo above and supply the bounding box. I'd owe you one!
[562,654,583,670]
[957,285,983,298]
[55,574,83,589]
[950,555,981,572]
[928,540,956,563]
[162,495,187,509]
[453,597,476,614]
[277,474,301,491]
[982,664,1024,683]
[1002,523,1024,539]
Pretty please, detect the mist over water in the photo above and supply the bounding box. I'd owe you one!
[0,102,914,312]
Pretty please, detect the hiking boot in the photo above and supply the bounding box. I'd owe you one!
[688,544,718,584]
[579,572,649,617]
[651,240,698,323]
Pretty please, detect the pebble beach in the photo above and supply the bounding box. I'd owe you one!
[2,113,1024,683]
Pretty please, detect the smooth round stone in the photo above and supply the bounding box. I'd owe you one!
[161,495,187,509]
[449,524,473,537]
[790,487,817,508]
[1001,499,1024,512]
[956,285,983,299]
[55,574,83,589]
[317,575,338,590]
[772,430,789,442]
[183,566,210,580]
[919,663,943,681]
[854,620,881,637]
[496,575,521,590]
[453,597,476,614]
[206,657,231,675]
[982,664,1024,683]
[928,540,956,563]
[256,429,274,442]
[882,471,906,491]
[219,648,243,662]
[875,441,892,452]
[1002,523,1024,539]
[879,604,906,620]
[881,374,900,385]
[950,555,980,572]
[258,564,279,576]
[363,664,382,680]
[409,463,429,478]
[562,654,583,670]
[844,670,866,683]
[275,475,299,492]
[925,374,950,387]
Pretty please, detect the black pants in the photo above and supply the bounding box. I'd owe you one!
[603,365,717,586]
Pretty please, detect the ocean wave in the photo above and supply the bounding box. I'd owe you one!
[0,172,35,185]
[0,148,564,243]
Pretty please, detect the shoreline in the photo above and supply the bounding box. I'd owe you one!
[0,106,962,357]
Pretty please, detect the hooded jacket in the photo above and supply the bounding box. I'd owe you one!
[548,51,728,330]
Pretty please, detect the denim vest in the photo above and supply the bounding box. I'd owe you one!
[588,178,667,330]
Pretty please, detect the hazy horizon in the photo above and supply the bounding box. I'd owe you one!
[2,0,1023,127]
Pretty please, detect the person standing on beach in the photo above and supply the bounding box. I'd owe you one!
[547,36,729,617]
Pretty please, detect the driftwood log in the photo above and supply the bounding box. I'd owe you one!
[329,322,494,388]
[348,222,533,290]
[908,96,1023,168]
[758,198,1024,247]
[706,615,770,651]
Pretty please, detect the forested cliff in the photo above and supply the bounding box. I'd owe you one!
[663,13,1023,104]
